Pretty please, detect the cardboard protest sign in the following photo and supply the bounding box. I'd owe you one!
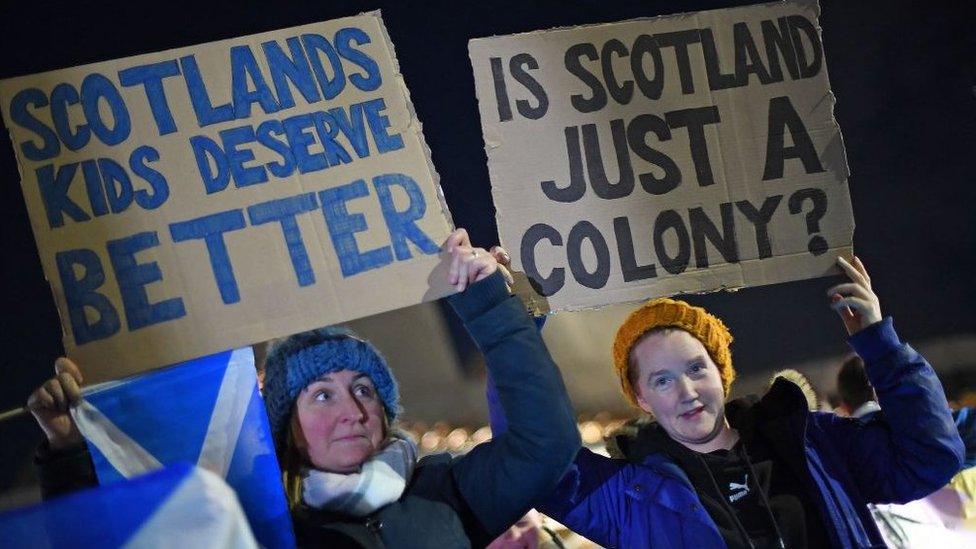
[0,12,454,382]
[470,0,853,312]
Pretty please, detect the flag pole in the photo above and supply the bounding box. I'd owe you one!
[0,406,28,423]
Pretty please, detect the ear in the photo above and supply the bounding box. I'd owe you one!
[635,389,655,416]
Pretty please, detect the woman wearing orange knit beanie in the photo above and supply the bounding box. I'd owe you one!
[521,256,965,549]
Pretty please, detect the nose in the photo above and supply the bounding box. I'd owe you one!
[676,375,699,402]
[337,392,368,424]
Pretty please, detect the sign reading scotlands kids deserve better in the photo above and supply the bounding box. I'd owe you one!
[1,13,454,382]
[470,0,853,311]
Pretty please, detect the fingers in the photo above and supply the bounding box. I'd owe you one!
[490,246,511,268]
[830,294,856,318]
[837,256,869,288]
[853,255,871,287]
[42,378,69,412]
[497,264,514,286]
[453,248,499,291]
[26,361,85,449]
[458,250,498,290]
[488,247,514,285]
[832,256,881,333]
[26,359,84,414]
[57,371,82,406]
[826,282,873,302]
[446,229,470,285]
[27,384,55,412]
[445,229,504,290]
[449,247,463,286]
[443,228,469,252]
[471,254,498,283]
[456,251,473,291]
[830,296,873,317]
[54,357,83,385]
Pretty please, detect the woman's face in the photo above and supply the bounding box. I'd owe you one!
[633,329,731,452]
[293,369,385,473]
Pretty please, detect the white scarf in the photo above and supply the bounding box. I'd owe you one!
[301,435,418,516]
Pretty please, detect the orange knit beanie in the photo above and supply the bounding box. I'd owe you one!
[612,298,735,408]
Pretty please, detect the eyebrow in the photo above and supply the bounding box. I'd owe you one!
[646,357,708,378]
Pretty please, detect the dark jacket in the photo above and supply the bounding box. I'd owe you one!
[291,271,580,548]
[37,272,581,549]
[532,318,964,549]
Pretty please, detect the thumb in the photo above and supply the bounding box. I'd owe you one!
[489,246,511,268]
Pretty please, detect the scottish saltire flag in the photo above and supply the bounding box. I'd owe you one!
[0,463,258,548]
[871,468,976,547]
[69,348,295,548]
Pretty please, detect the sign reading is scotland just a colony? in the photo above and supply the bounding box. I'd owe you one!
[0,13,454,382]
[470,0,854,312]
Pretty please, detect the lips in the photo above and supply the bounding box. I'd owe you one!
[333,434,368,442]
[679,406,705,420]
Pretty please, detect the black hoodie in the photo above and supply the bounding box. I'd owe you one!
[608,380,829,549]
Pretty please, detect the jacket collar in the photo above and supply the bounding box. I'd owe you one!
[617,378,814,485]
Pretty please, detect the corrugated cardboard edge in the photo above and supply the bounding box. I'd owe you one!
[370,10,456,234]
[0,85,73,354]
[467,0,821,45]
[510,271,552,316]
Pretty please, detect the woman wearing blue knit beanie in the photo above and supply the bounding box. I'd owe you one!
[261,228,581,548]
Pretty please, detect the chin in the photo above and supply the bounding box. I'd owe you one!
[341,448,375,467]
[325,455,370,474]
[688,429,719,443]
[311,446,373,473]
[681,416,722,441]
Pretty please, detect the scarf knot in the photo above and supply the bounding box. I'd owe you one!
[301,435,418,516]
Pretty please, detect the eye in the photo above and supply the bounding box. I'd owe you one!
[353,384,375,398]
[652,376,672,389]
[313,390,331,402]
[689,361,706,375]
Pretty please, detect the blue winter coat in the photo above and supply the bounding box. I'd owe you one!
[533,319,964,548]
[953,407,976,468]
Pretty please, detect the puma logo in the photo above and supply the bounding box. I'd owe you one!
[729,474,750,503]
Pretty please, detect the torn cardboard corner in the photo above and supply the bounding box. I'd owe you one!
[469,0,853,313]
[511,271,552,316]
[0,14,453,383]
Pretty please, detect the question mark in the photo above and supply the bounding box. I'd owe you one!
[788,188,828,255]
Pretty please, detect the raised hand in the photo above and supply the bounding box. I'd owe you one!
[27,357,83,450]
[445,228,500,291]
[827,256,882,335]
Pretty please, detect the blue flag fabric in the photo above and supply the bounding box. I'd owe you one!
[0,463,258,548]
[70,349,295,548]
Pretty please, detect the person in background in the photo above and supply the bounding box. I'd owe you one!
[836,355,881,419]
[836,355,976,465]
[835,346,976,545]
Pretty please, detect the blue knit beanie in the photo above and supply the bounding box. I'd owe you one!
[262,326,400,448]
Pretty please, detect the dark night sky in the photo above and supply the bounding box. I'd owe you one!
[1,0,974,493]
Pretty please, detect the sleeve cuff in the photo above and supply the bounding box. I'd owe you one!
[848,316,902,363]
[445,270,510,321]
